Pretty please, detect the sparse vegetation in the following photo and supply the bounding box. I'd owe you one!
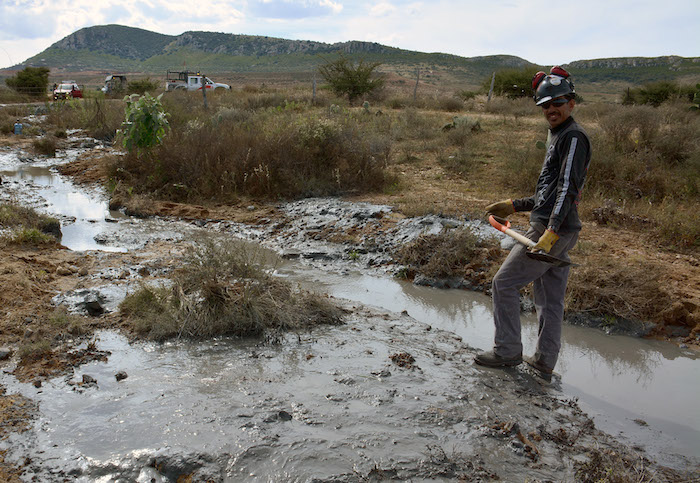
[120,238,345,341]
[0,203,61,245]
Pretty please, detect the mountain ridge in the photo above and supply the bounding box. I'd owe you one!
[8,24,700,88]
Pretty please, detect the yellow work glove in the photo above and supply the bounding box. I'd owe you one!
[532,228,560,253]
[485,199,515,218]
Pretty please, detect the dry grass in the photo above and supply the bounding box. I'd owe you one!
[0,203,61,245]
[120,237,345,341]
[114,104,396,201]
[393,227,501,282]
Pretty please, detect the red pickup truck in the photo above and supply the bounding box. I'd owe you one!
[53,81,83,100]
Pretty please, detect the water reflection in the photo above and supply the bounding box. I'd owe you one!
[1,164,128,252]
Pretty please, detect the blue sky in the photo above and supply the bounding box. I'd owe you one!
[0,0,698,69]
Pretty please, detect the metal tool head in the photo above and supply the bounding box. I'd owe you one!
[526,250,578,268]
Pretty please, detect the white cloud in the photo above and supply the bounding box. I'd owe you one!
[369,2,397,16]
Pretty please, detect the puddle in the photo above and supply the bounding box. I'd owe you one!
[0,150,198,252]
[1,142,698,477]
[278,266,700,468]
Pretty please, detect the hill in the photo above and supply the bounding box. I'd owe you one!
[7,24,700,91]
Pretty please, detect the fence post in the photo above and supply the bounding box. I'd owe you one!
[202,75,208,110]
[487,72,496,103]
[413,68,420,103]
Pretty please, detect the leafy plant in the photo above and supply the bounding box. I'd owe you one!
[121,93,170,154]
[318,55,385,103]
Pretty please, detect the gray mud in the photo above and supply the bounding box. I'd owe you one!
[1,140,699,480]
[0,311,658,482]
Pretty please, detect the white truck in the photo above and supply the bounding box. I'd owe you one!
[165,70,230,92]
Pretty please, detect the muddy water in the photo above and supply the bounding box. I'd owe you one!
[1,145,699,478]
[279,267,700,468]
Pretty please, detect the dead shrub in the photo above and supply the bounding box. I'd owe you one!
[114,108,394,201]
[32,136,56,156]
[485,97,534,119]
[120,238,345,341]
[574,448,658,483]
[565,253,668,322]
[436,96,463,112]
[393,227,500,281]
[438,146,474,176]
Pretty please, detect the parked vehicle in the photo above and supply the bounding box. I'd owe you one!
[101,74,127,95]
[165,71,230,92]
[53,81,83,100]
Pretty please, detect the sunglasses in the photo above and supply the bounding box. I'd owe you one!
[540,98,569,109]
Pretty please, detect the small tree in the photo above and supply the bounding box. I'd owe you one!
[318,55,384,103]
[483,67,541,99]
[5,66,50,98]
[121,93,169,155]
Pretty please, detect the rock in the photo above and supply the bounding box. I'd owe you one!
[78,266,89,276]
[85,299,104,316]
[137,267,150,277]
[39,219,62,239]
[278,410,293,421]
[115,371,128,382]
[56,265,73,276]
[0,348,12,360]
[33,380,42,388]
[82,374,97,385]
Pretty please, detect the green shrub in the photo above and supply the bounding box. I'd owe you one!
[318,55,385,103]
[483,67,541,99]
[5,67,49,98]
[8,228,55,245]
[621,81,694,106]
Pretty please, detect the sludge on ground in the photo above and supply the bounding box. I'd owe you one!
[1,303,692,482]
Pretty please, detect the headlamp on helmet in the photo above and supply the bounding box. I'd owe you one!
[534,66,575,105]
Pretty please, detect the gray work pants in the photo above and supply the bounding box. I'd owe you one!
[491,224,579,369]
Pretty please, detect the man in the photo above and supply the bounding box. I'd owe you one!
[474,66,591,379]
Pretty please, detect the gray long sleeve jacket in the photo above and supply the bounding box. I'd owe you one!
[512,116,591,233]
